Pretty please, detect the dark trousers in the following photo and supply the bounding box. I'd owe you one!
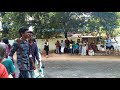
[46,50,49,55]
[19,70,29,78]
[76,49,79,54]
[59,46,61,54]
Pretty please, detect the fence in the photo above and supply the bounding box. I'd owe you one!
[9,38,79,51]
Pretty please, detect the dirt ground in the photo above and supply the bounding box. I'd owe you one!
[13,52,120,78]
[41,53,120,61]
[13,52,120,62]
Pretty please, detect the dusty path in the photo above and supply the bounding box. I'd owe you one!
[41,53,120,78]
[42,53,120,61]
[13,52,120,62]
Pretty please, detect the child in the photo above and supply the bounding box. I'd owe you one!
[72,41,76,54]
[75,43,79,54]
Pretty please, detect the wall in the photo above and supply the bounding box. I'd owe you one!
[9,37,79,51]
[36,37,78,51]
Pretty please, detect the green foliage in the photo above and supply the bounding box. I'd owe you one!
[0,12,119,39]
[91,12,119,36]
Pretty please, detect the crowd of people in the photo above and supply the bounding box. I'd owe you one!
[0,26,44,78]
[54,35,120,56]
[0,26,119,78]
[54,38,97,56]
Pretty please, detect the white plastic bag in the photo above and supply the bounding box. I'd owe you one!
[8,74,13,78]
[35,52,44,78]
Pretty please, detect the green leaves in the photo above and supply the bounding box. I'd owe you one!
[0,12,119,39]
[90,12,119,36]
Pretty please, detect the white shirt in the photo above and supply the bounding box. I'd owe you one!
[44,42,49,46]
[111,38,117,45]
[60,42,65,47]
[0,42,7,49]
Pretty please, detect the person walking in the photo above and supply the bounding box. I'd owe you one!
[0,43,9,78]
[1,38,15,78]
[28,37,40,78]
[2,38,12,58]
[27,30,40,67]
[9,26,31,78]
[1,57,15,78]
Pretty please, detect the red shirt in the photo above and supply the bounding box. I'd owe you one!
[55,42,60,47]
[0,63,8,78]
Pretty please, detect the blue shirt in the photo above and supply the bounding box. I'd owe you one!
[75,44,79,49]
[105,39,112,47]
[9,40,30,71]
[72,44,76,49]
[29,43,40,70]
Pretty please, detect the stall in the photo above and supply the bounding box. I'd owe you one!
[81,36,100,45]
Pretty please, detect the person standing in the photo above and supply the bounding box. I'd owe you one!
[69,42,73,55]
[65,38,70,53]
[44,39,49,58]
[72,41,76,54]
[60,40,65,53]
[75,43,79,54]
[111,36,119,55]
[55,40,60,54]
[105,37,113,55]
[79,41,82,55]
[81,41,87,56]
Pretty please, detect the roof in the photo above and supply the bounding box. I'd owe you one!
[81,36,99,38]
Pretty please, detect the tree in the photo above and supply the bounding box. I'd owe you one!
[0,12,28,39]
[91,12,119,36]
[0,12,119,39]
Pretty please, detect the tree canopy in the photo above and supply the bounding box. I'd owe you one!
[0,12,119,39]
